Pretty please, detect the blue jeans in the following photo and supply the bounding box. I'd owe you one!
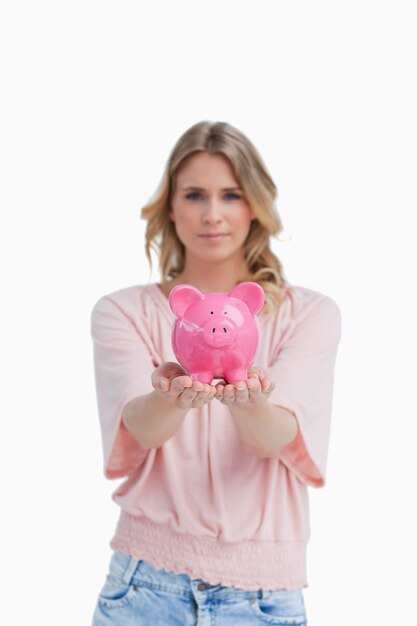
[91,550,308,625]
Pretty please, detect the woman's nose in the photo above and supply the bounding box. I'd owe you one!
[202,199,223,222]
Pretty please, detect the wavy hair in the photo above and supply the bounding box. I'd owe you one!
[141,120,289,315]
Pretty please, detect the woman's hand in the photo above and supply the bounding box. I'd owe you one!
[152,362,217,410]
[214,366,276,407]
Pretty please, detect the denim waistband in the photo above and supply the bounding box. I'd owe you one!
[108,550,292,603]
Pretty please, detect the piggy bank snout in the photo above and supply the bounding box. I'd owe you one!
[202,317,237,347]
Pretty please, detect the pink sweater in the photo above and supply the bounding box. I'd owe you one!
[90,281,342,590]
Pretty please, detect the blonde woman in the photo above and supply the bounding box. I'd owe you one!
[90,121,342,625]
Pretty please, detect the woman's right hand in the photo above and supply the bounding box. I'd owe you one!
[151,362,217,410]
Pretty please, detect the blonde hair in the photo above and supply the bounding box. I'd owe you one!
[141,120,289,315]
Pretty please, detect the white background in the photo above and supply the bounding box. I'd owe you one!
[1,1,416,624]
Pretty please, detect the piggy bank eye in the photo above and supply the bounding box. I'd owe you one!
[223,311,228,315]
[210,311,214,314]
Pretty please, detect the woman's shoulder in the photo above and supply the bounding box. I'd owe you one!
[265,281,341,327]
[284,282,340,311]
[261,282,342,358]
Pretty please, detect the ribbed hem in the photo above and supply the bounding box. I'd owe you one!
[110,510,308,591]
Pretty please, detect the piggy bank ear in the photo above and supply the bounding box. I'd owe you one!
[229,281,265,315]
[169,284,204,317]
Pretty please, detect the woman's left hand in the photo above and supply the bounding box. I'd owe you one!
[214,366,276,407]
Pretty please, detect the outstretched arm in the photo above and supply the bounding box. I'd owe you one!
[122,362,216,448]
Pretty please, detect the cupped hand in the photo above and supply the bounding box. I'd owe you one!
[214,366,276,407]
[152,362,217,410]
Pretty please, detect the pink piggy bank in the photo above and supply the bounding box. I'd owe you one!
[168,282,265,384]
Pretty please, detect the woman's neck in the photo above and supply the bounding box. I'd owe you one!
[167,258,249,294]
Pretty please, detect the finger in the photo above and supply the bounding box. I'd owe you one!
[261,375,272,392]
[159,378,170,392]
[159,362,189,379]
[192,390,214,406]
[247,377,262,396]
[151,373,170,392]
[180,383,216,407]
[171,375,192,395]
[223,383,236,404]
[261,372,276,394]
[191,380,205,393]
[247,372,262,387]
[246,376,260,390]
[248,366,264,379]
[152,362,188,388]
[199,388,217,402]
[179,386,199,402]
[235,382,249,404]
[214,382,225,398]
[151,368,165,390]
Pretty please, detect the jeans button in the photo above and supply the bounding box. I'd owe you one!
[198,583,208,591]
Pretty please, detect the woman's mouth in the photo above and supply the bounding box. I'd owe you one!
[198,233,230,241]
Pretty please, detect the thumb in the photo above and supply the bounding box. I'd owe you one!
[152,361,188,390]
[160,361,188,380]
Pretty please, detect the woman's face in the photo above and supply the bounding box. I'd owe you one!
[169,152,254,267]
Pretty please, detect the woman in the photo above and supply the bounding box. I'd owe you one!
[90,120,342,625]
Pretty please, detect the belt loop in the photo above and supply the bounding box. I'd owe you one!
[122,554,140,585]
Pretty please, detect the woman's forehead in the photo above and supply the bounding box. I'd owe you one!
[176,152,239,188]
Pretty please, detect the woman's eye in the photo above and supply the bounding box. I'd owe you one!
[185,192,202,200]
[185,192,241,201]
